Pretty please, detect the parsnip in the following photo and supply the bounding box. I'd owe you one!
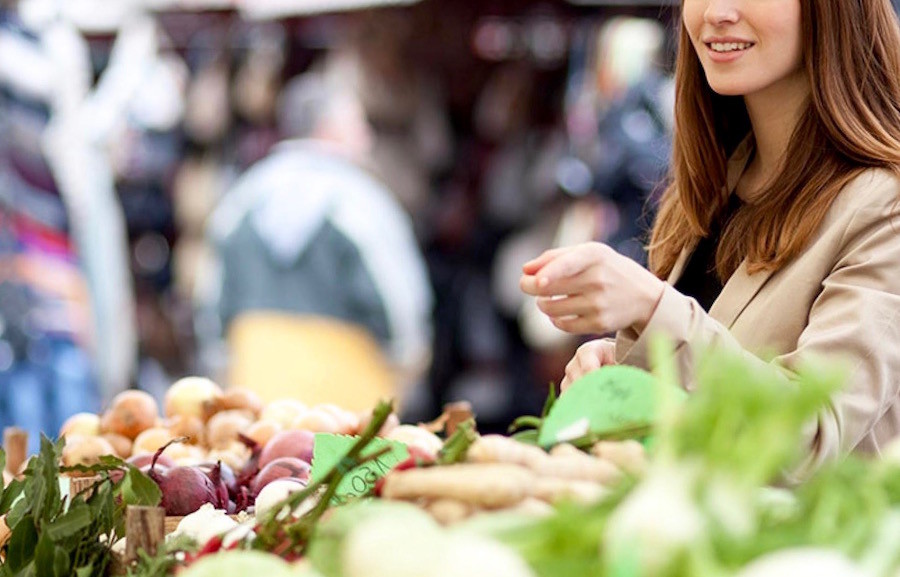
[382,464,534,508]
[467,435,549,468]
[591,440,647,476]
[532,477,608,504]
[548,443,583,458]
[426,498,474,525]
[505,497,556,517]
[533,452,623,485]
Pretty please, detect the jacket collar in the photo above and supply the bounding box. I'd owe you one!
[669,135,776,328]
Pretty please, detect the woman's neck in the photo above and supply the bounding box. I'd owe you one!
[743,72,810,178]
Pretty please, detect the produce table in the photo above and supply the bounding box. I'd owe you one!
[0,348,899,577]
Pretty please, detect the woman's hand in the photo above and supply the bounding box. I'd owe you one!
[561,339,617,393]
[520,242,665,335]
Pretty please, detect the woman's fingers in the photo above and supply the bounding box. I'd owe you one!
[561,339,616,394]
[521,244,605,295]
[551,314,599,334]
[536,295,592,318]
[521,247,567,275]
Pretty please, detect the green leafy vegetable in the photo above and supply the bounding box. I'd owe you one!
[0,435,161,577]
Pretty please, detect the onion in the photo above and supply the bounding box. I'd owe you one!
[253,478,311,519]
[251,457,311,495]
[166,414,206,445]
[315,404,360,434]
[60,413,101,439]
[100,390,160,440]
[133,427,178,456]
[221,388,264,417]
[172,503,238,547]
[206,410,255,449]
[146,439,219,516]
[62,435,117,477]
[385,426,443,458]
[154,466,220,516]
[259,400,307,429]
[245,420,283,447]
[171,445,208,466]
[102,433,133,459]
[206,442,251,472]
[197,461,239,502]
[165,377,224,421]
[128,453,175,469]
[259,430,316,469]
[291,409,341,434]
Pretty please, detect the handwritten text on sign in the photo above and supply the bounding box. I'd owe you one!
[310,434,410,504]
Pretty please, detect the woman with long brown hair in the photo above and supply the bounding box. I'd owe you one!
[521,0,900,472]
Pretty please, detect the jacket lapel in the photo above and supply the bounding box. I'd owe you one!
[667,245,694,284]
[665,135,774,328]
[708,261,776,328]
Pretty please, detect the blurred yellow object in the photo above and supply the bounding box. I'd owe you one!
[226,312,396,412]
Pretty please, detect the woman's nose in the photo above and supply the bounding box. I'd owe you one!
[704,0,741,25]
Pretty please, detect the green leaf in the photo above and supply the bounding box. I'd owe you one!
[0,478,25,516]
[119,466,162,507]
[76,564,95,577]
[6,491,28,528]
[60,455,126,477]
[5,515,38,572]
[53,544,71,577]
[34,534,56,577]
[510,429,540,445]
[45,501,92,541]
[29,436,62,524]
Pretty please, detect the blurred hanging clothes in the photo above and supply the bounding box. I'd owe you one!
[0,7,103,451]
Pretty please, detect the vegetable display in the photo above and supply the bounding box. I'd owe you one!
[0,341,899,577]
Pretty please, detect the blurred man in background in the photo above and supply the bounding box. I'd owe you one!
[197,71,433,411]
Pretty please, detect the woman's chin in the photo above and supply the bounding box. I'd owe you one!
[707,82,751,97]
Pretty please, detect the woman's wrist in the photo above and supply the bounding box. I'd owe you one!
[631,277,666,333]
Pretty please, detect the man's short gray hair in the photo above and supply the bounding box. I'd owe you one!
[277,72,342,139]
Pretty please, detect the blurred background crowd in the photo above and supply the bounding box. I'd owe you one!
[0,0,681,452]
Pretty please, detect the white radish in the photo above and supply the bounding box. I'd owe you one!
[735,548,870,577]
[603,463,705,576]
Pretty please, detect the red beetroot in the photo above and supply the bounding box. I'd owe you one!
[258,430,315,469]
[251,457,311,495]
[146,437,219,516]
[151,466,219,516]
[197,461,239,502]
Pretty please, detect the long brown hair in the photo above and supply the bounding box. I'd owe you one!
[649,0,900,280]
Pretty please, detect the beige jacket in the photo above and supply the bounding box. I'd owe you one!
[616,139,900,472]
